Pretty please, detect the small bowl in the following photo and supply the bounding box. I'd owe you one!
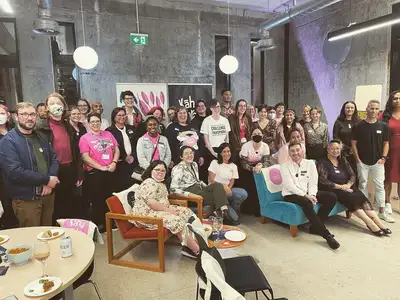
[6,244,33,265]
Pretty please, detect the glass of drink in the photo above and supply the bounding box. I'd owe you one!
[212,217,224,242]
[33,241,50,278]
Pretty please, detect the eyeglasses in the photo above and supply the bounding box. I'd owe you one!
[89,120,101,124]
[18,113,37,119]
[153,168,166,174]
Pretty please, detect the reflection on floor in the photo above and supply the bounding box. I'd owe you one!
[75,207,400,300]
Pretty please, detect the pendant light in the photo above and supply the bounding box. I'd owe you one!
[73,0,98,69]
[219,0,239,75]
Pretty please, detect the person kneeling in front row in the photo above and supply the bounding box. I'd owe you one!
[281,142,340,249]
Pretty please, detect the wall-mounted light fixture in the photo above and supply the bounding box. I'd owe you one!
[328,13,400,42]
[0,0,13,14]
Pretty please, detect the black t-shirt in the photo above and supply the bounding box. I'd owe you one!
[352,120,389,165]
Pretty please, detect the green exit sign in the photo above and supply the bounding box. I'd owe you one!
[130,33,149,45]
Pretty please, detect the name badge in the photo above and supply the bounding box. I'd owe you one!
[308,130,313,133]
[240,137,247,143]
[335,170,340,173]
[377,130,382,134]
[102,154,110,160]
[348,124,352,129]
[128,130,134,134]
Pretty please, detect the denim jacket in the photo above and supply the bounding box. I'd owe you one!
[136,134,171,169]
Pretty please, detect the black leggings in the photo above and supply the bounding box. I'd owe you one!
[284,191,337,238]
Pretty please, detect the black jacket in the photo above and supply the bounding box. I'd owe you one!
[106,124,136,160]
[0,128,59,200]
[36,117,84,181]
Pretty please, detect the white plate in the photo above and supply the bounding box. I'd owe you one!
[37,229,65,241]
[224,230,246,242]
[0,235,9,245]
[24,277,62,297]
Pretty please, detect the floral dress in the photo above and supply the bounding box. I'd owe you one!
[131,178,194,234]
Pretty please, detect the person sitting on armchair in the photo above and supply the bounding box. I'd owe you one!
[280,142,340,250]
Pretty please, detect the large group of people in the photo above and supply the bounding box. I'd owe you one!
[0,88,398,254]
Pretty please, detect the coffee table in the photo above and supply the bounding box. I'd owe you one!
[205,223,247,249]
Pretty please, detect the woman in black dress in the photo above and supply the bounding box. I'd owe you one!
[317,140,391,236]
[332,101,359,172]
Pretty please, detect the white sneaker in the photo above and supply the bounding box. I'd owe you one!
[379,212,395,223]
[386,203,393,214]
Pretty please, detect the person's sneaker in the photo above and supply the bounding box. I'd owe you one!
[386,203,393,215]
[222,210,240,226]
[181,246,198,260]
[325,235,340,250]
[379,212,395,223]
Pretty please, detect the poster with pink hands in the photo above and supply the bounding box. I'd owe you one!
[116,83,168,116]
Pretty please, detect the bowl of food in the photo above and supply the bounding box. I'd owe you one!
[203,224,213,239]
[6,244,33,265]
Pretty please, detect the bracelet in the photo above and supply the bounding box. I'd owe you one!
[112,161,117,164]
[381,156,388,161]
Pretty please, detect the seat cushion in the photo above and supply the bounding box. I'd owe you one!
[224,256,272,293]
[123,226,169,239]
[106,196,134,234]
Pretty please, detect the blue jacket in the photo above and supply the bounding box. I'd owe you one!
[0,128,60,200]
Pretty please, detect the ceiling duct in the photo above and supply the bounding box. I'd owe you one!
[259,0,343,30]
[33,0,60,35]
[255,29,277,51]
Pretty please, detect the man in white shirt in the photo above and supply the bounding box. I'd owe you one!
[281,142,340,250]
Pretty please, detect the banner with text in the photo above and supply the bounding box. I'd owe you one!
[168,84,212,120]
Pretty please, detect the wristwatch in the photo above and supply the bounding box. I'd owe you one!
[381,156,388,161]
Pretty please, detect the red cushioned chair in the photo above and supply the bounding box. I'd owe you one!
[106,195,203,273]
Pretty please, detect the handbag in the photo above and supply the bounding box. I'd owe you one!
[131,137,160,181]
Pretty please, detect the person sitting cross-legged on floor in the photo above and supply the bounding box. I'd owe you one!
[170,146,239,226]
[281,141,340,250]
[131,160,200,259]
[317,140,391,236]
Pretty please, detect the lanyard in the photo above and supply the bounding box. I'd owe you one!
[92,131,107,153]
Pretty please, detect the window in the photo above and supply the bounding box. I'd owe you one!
[0,18,22,107]
[215,35,230,98]
[251,39,265,105]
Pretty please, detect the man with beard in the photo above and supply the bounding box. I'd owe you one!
[0,102,59,227]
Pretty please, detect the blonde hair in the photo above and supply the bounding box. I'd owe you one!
[45,92,68,110]
[15,102,35,114]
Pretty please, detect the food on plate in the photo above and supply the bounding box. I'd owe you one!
[53,232,59,236]
[8,247,30,254]
[0,237,4,243]
[41,279,55,292]
[204,227,210,232]
[42,230,53,238]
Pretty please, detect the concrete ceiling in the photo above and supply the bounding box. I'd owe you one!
[191,0,313,12]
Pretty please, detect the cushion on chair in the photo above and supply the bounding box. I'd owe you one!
[106,196,134,234]
[123,226,169,239]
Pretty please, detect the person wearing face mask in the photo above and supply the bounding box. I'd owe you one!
[36,93,85,223]
[238,128,270,216]
[228,99,253,162]
[91,100,110,130]
[317,140,391,236]
[254,105,278,154]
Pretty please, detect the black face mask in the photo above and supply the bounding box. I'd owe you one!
[252,135,262,143]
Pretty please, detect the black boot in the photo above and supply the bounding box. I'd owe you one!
[325,235,340,250]
[222,209,240,226]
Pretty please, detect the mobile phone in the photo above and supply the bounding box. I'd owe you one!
[35,186,43,196]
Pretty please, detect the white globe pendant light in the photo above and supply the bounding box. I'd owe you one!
[219,0,238,75]
[219,55,239,75]
[74,0,98,70]
[73,46,98,70]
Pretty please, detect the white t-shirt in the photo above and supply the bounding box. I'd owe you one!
[208,160,239,185]
[239,141,270,163]
[200,115,231,148]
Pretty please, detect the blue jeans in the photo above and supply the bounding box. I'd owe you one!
[227,188,248,221]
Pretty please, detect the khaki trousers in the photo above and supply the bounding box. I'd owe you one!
[12,193,55,227]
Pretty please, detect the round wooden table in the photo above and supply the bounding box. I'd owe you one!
[206,224,247,249]
[0,226,95,300]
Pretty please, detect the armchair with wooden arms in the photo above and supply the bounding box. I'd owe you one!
[105,195,203,273]
[168,193,213,219]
